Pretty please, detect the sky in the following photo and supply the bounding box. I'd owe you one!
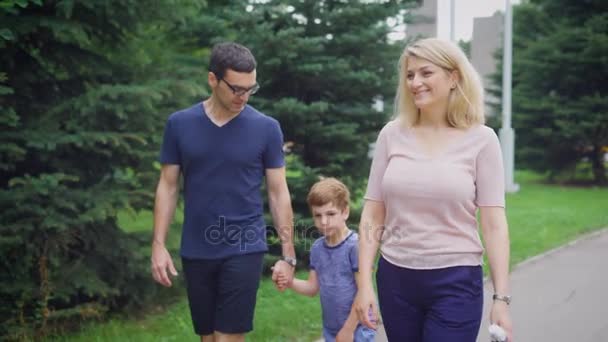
[436,0,521,41]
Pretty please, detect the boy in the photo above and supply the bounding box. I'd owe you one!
[274,178,376,342]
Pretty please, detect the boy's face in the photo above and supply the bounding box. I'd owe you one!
[311,202,349,239]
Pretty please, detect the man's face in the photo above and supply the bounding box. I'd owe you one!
[210,69,258,114]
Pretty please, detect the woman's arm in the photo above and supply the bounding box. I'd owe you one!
[480,206,513,341]
[353,200,385,329]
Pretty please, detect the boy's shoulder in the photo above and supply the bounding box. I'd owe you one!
[344,230,359,246]
[349,230,359,241]
[311,230,358,252]
[310,236,327,254]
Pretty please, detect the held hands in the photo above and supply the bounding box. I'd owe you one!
[490,301,513,342]
[335,326,355,342]
[271,260,294,291]
[151,242,178,287]
[353,286,379,330]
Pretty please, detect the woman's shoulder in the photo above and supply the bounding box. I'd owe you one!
[468,124,499,140]
[461,125,501,154]
[378,118,404,136]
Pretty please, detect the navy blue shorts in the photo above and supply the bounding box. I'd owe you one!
[182,252,264,335]
[376,256,483,342]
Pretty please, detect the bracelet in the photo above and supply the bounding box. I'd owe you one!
[492,294,512,305]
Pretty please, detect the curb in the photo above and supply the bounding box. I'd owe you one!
[507,226,608,274]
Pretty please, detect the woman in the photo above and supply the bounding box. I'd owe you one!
[354,38,513,341]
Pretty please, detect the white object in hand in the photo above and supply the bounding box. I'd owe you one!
[489,324,507,342]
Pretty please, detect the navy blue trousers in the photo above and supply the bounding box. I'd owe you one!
[376,256,483,342]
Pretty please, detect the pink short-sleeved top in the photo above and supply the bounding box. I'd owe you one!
[365,120,505,269]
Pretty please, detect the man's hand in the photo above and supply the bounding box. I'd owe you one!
[151,242,178,287]
[271,265,286,290]
[271,260,294,291]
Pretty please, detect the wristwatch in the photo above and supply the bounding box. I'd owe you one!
[492,294,512,305]
[280,256,297,268]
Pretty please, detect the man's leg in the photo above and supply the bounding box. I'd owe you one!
[213,331,244,342]
[182,257,220,338]
[201,335,214,342]
[214,252,265,336]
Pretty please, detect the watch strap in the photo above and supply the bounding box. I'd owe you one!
[280,256,297,267]
[492,294,512,305]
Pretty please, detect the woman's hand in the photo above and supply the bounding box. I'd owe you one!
[353,285,379,330]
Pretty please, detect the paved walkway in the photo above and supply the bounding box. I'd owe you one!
[477,228,608,342]
[318,228,608,341]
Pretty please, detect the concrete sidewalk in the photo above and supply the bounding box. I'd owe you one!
[338,228,608,342]
[477,228,608,342]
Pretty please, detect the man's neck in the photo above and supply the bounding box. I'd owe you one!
[203,98,240,123]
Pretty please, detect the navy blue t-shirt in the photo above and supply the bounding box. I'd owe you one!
[159,102,285,259]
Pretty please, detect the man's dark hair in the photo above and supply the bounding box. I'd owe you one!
[209,42,257,80]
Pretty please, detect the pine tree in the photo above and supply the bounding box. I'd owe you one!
[0,0,204,338]
[490,0,608,184]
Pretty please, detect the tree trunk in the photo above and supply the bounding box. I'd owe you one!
[591,145,607,185]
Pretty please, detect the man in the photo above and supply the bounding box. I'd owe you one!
[151,42,296,342]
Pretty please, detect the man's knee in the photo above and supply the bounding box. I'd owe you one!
[213,331,245,342]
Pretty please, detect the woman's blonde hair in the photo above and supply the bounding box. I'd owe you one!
[394,38,485,128]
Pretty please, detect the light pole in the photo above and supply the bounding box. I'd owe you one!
[450,0,455,42]
[500,0,520,192]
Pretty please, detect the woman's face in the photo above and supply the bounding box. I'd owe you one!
[405,56,456,111]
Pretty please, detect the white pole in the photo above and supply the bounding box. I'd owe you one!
[450,0,456,42]
[499,0,519,192]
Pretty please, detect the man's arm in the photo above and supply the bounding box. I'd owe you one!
[265,167,295,289]
[151,164,180,287]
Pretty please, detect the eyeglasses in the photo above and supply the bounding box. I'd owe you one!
[219,78,260,96]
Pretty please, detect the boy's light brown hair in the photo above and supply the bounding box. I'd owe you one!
[306,177,350,211]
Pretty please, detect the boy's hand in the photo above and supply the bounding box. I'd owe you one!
[271,261,293,291]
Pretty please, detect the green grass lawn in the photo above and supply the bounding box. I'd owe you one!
[504,171,608,266]
[48,271,321,342]
[48,170,607,342]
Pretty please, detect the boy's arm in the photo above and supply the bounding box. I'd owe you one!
[289,270,320,297]
[336,272,363,340]
[336,308,359,341]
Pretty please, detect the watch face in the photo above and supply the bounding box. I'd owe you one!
[282,257,296,267]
